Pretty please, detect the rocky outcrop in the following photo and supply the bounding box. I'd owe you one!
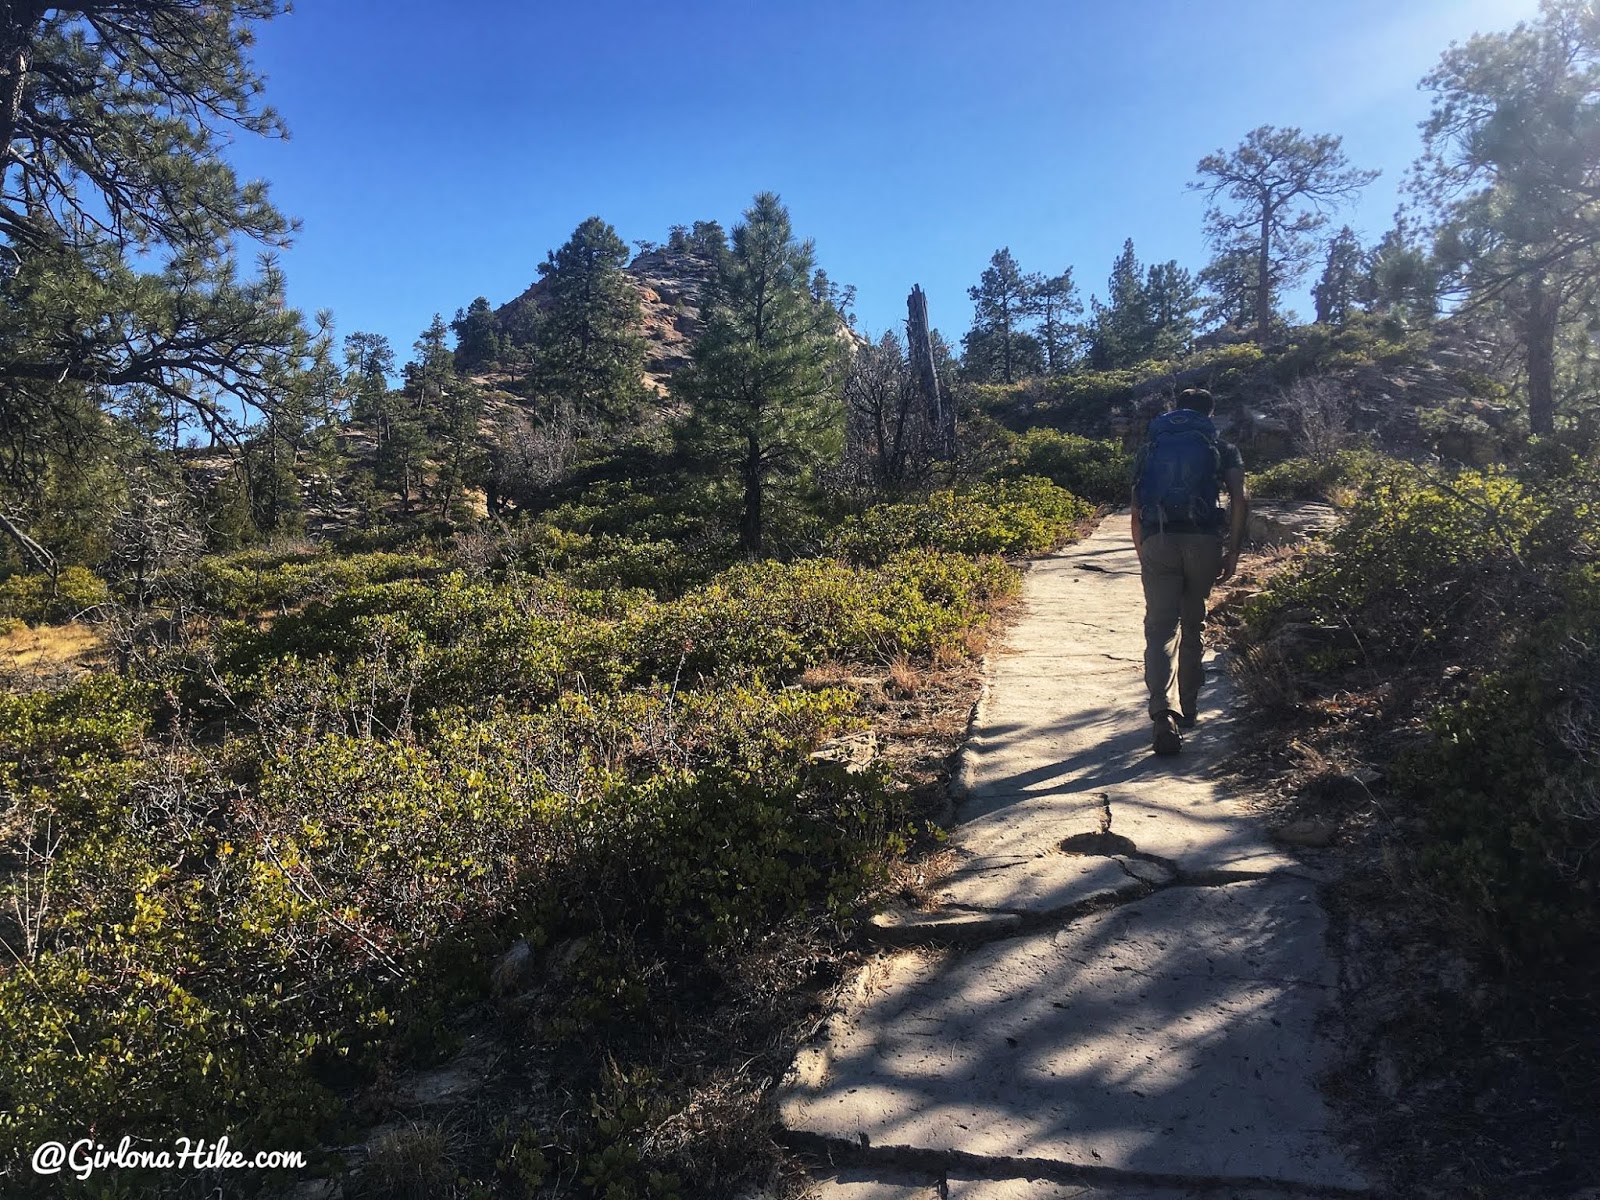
[1246,500,1339,546]
[493,246,719,395]
[493,245,863,398]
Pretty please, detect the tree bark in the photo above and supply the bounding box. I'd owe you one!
[741,433,763,556]
[1255,206,1273,344]
[0,510,54,575]
[1524,270,1559,436]
[906,285,951,460]
[0,8,38,193]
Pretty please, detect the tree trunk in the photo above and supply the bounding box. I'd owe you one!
[1255,207,1273,344]
[1000,320,1011,383]
[0,510,54,575]
[1524,271,1558,436]
[873,395,892,486]
[741,434,762,556]
[0,13,34,197]
[906,285,951,460]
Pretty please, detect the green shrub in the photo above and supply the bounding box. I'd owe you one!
[1267,317,1428,382]
[621,550,1014,682]
[0,674,152,821]
[0,451,1033,1175]
[1246,449,1600,967]
[1249,450,1386,501]
[194,549,440,615]
[0,680,896,1156]
[503,524,722,596]
[547,684,901,951]
[1247,463,1539,662]
[0,566,111,624]
[210,549,1017,731]
[1399,621,1600,965]
[830,478,1091,562]
[995,430,1132,503]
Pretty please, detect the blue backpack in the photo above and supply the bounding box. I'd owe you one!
[1135,409,1223,529]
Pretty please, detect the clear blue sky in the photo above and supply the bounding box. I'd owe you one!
[228,0,1541,369]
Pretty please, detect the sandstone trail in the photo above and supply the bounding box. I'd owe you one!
[777,514,1368,1200]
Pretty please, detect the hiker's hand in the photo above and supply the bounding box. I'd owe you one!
[1218,550,1238,582]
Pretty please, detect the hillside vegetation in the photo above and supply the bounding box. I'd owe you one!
[3,2,1600,1197]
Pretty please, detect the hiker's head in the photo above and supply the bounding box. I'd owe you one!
[1176,388,1215,416]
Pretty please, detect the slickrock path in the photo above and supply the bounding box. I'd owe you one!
[780,516,1367,1199]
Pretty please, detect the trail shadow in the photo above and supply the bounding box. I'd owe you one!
[791,874,1357,1188]
[784,518,1360,1187]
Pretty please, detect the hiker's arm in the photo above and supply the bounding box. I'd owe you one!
[1220,467,1247,581]
[1130,489,1143,560]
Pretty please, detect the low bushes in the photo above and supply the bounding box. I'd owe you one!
[830,477,1091,562]
[193,549,441,615]
[0,471,1088,1190]
[1248,450,1389,502]
[0,677,895,1161]
[994,430,1132,504]
[1267,315,1428,382]
[1243,445,1600,965]
[210,550,1018,735]
[0,566,110,625]
[1249,462,1538,662]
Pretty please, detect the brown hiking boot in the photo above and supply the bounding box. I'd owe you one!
[1152,712,1183,756]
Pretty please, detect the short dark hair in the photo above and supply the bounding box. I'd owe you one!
[1177,387,1214,415]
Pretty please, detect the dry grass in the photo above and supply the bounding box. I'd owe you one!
[358,1120,458,1200]
[959,623,990,659]
[0,621,103,685]
[885,655,921,698]
[798,659,852,689]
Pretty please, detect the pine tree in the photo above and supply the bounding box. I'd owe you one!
[673,193,846,556]
[245,324,338,536]
[430,377,484,520]
[1200,246,1261,332]
[527,216,647,428]
[689,220,729,260]
[1144,261,1202,358]
[1192,126,1378,343]
[1361,215,1439,324]
[451,297,500,373]
[1033,270,1083,374]
[0,2,315,563]
[344,332,396,442]
[1313,227,1366,326]
[1412,1,1600,433]
[378,316,454,510]
[1088,240,1154,368]
[963,248,1041,383]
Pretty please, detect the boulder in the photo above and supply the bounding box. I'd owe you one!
[1247,501,1339,547]
[809,732,879,774]
[490,938,534,996]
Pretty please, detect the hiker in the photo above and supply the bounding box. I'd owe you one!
[1130,387,1247,755]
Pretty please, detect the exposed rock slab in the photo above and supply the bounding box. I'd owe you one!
[1246,501,1338,547]
[788,514,1363,1195]
[870,907,1022,944]
[783,881,1357,1190]
[933,851,1142,917]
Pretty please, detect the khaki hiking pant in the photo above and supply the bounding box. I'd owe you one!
[1140,531,1223,720]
